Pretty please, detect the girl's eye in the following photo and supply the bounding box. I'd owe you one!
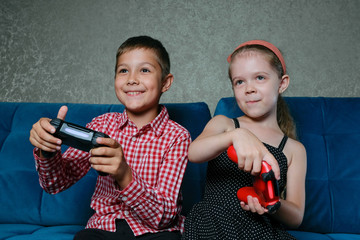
[256,76,265,80]
[118,68,128,74]
[141,68,150,73]
[234,80,244,86]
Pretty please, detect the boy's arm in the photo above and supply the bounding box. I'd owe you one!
[31,105,89,194]
[34,146,91,194]
[117,131,190,230]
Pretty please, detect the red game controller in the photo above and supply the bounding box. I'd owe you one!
[227,145,281,214]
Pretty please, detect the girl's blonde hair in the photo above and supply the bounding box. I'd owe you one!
[229,45,297,139]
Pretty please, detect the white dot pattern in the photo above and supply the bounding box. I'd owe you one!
[183,120,296,239]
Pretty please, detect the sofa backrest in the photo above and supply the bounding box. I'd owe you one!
[0,102,210,226]
[214,97,360,234]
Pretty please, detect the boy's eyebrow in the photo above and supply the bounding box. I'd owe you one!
[116,61,158,69]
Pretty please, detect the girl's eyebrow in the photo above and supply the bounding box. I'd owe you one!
[252,71,272,76]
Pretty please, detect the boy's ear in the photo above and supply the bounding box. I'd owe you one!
[279,75,290,94]
[161,73,174,93]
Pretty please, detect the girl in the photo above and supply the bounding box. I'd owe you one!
[183,40,306,239]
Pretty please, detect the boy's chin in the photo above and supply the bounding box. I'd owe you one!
[126,104,159,114]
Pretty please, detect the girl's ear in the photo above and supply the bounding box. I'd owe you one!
[279,75,290,94]
[161,73,174,93]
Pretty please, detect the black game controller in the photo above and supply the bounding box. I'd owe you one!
[42,118,110,176]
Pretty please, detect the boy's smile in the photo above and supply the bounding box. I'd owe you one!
[114,48,173,126]
[126,92,143,96]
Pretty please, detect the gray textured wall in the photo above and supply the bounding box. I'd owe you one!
[1,0,359,114]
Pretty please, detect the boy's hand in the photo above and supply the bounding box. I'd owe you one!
[29,106,68,157]
[89,137,132,189]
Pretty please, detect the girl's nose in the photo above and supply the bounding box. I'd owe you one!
[245,83,256,94]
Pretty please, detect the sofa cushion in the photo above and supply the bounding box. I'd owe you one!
[0,224,84,240]
[287,231,333,240]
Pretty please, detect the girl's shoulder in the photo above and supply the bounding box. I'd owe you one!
[209,114,237,130]
[286,137,306,153]
[284,137,307,166]
[211,114,234,123]
[199,115,237,137]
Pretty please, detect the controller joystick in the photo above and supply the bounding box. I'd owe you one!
[43,118,110,176]
[227,145,281,214]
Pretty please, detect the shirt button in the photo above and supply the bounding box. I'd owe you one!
[122,196,127,201]
[131,137,136,142]
[124,211,129,216]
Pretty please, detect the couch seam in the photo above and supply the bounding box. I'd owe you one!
[0,103,18,154]
[321,97,334,233]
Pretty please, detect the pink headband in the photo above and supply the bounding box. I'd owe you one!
[227,40,286,74]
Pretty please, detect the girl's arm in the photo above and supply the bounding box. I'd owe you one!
[188,115,234,163]
[272,139,307,228]
[189,115,280,178]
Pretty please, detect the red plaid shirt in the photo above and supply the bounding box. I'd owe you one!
[34,106,190,236]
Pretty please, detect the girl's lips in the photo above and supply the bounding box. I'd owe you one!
[246,99,260,104]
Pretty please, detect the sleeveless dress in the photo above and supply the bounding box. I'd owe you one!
[183,118,296,240]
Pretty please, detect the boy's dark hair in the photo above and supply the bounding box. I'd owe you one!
[115,36,170,80]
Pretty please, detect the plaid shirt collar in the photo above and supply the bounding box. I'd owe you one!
[118,105,169,137]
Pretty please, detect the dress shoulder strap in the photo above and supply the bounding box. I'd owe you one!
[232,118,287,150]
[232,118,240,128]
[278,135,288,151]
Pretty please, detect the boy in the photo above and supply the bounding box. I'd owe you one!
[29,36,190,239]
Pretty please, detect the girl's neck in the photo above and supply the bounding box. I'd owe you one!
[239,115,284,146]
[241,111,279,129]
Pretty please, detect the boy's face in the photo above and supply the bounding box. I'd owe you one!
[114,48,172,118]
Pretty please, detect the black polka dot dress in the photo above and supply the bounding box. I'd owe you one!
[183,119,296,240]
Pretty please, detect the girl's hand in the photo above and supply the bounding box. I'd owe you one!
[89,137,132,189]
[240,196,268,215]
[232,128,280,179]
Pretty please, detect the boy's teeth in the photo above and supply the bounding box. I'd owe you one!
[128,92,140,95]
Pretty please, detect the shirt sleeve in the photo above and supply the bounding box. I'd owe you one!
[33,115,111,194]
[34,147,91,194]
[116,131,190,230]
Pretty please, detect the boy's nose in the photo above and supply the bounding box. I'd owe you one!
[127,74,139,85]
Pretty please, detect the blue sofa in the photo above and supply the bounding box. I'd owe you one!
[0,97,359,239]
[214,97,360,240]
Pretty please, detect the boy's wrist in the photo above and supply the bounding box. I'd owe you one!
[40,149,57,158]
[115,165,133,190]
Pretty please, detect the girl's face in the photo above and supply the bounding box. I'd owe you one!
[230,51,288,121]
[114,48,172,119]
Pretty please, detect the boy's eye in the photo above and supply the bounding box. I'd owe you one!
[256,76,265,80]
[141,68,150,73]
